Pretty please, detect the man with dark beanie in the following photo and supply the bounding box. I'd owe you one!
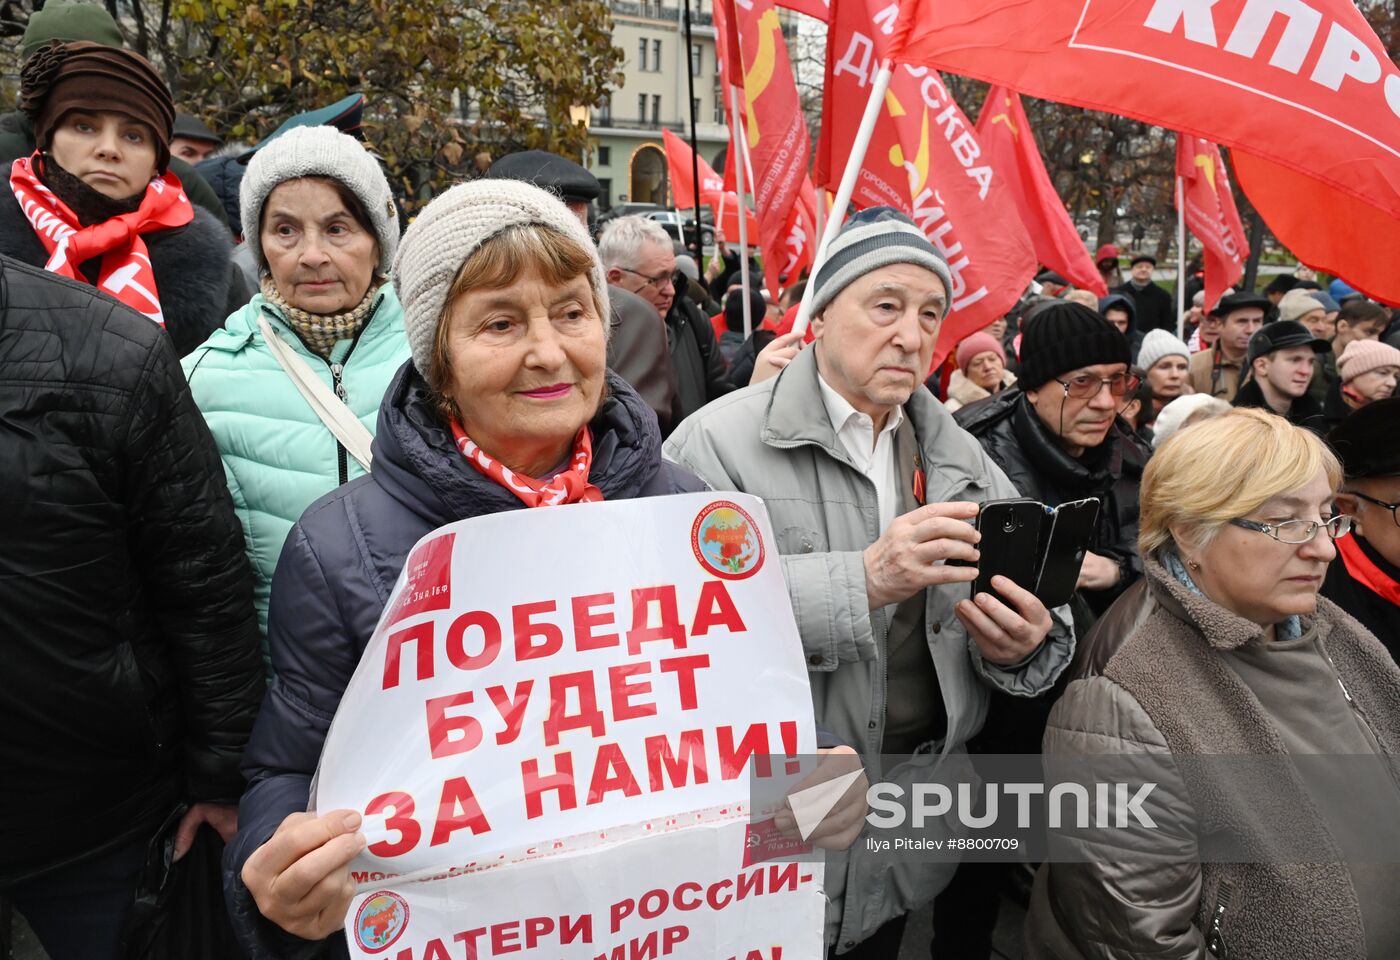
[720,286,766,363]
[936,301,1148,956]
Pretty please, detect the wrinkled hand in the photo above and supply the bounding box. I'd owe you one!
[864,501,980,609]
[242,810,366,941]
[748,330,805,385]
[1076,551,1121,591]
[775,746,868,850]
[956,575,1053,666]
[173,802,238,861]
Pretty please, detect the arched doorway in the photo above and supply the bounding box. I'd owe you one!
[629,144,667,206]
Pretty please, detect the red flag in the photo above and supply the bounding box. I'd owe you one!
[976,86,1105,296]
[817,0,1037,361]
[732,0,811,297]
[1175,134,1248,313]
[887,0,1400,223]
[1231,150,1400,305]
[776,0,829,20]
[662,128,727,208]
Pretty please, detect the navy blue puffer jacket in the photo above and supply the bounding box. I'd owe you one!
[223,363,704,958]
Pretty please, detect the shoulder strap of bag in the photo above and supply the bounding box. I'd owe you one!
[257,314,374,473]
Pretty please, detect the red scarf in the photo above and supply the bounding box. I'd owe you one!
[1337,533,1400,606]
[9,154,194,325]
[448,420,603,508]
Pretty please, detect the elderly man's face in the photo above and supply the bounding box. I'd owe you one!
[1026,362,1129,457]
[812,263,947,422]
[607,240,676,319]
[1130,261,1154,283]
[1220,307,1265,358]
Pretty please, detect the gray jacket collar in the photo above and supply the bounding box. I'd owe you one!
[759,344,989,497]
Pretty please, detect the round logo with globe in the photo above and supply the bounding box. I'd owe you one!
[691,501,765,580]
[354,891,409,953]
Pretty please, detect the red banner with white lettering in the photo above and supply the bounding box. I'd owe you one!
[976,87,1106,296]
[888,0,1400,222]
[816,0,1037,358]
[1175,134,1248,312]
[663,128,727,208]
[732,0,811,296]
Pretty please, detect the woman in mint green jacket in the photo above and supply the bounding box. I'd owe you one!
[183,126,409,650]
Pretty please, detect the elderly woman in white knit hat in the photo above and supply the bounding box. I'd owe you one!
[182,125,409,658]
[224,179,709,955]
[1136,328,1195,420]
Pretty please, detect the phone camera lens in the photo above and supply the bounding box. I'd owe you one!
[1002,516,1018,534]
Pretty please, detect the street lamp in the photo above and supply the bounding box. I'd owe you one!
[569,104,591,165]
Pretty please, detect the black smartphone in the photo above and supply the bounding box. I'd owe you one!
[1034,498,1101,608]
[970,498,1044,605]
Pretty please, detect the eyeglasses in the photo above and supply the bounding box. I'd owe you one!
[1229,515,1353,544]
[617,266,676,292]
[1348,491,1400,528]
[1055,372,1140,400]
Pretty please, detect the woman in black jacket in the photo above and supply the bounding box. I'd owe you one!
[0,41,247,357]
[223,180,705,958]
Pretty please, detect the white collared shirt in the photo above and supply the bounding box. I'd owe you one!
[816,372,906,535]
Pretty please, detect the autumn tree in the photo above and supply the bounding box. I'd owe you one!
[2,0,623,211]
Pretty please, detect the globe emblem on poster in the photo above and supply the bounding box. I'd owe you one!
[691,501,765,580]
[354,891,410,953]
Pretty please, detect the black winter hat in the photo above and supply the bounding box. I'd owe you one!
[1019,301,1131,389]
[725,287,765,332]
[1328,397,1400,478]
[486,150,600,204]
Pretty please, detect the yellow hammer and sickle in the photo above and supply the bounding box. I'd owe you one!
[1194,152,1218,194]
[989,96,1019,139]
[743,8,782,146]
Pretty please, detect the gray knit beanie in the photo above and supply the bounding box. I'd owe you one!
[393,178,610,378]
[808,206,953,318]
[1136,328,1192,373]
[240,125,398,275]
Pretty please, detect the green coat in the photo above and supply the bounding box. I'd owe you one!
[182,286,410,651]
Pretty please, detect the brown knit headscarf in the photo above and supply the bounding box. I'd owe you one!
[19,41,175,173]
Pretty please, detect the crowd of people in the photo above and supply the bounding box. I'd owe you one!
[3,4,1400,960]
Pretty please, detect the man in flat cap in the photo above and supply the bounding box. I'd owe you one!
[486,149,600,228]
[171,111,223,164]
[1326,397,1400,659]
[1231,319,1331,434]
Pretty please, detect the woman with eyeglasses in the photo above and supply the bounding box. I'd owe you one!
[1325,398,1400,660]
[1027,407,1400,960]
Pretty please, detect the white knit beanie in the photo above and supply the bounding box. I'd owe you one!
[239,125,399,275]
[1136,328,1192,373]
[393,178,610,379]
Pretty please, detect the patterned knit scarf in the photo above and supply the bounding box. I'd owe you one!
[448,419,603,508]
[260,275,381,358]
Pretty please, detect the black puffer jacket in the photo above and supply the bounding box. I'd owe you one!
[0,172,250,358]
[223,363,705,959]
[955,388,1148,618]
[0,256,263,886]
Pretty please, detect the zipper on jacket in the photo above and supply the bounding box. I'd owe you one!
[1205,880,1232,958]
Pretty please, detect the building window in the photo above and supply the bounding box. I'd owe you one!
[714,96,725,125]
[638,37,648,71]
[651,94,661,125]
[652,39,662,71]
[598,94,611,125]
[691,97,700,121]
[638,93,648,123]
[691,43,702,77]
[597,145,611,166]
[599,178,612,210]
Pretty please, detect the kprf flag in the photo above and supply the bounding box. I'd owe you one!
[731,0,811,297]
[976,87,1106,297]
[662,128,727,209]
[1175,134,1248,313]
[886,0,1400,222]
[816,0,1036,359]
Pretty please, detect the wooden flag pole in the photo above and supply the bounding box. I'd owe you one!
[793,61,894,335]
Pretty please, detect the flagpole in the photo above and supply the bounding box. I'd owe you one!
[813,190,824,261]
[1176,173,1186,342]
[728,83,753,339]
[793,61,894,335]
[682,0,703,267]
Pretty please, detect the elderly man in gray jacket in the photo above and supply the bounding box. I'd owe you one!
[664,207,1074,956]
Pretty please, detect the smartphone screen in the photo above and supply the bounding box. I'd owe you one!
[1034,498,1101,608]
[971,499,1044,604]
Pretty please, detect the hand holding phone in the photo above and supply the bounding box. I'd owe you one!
[862,501,982,609]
